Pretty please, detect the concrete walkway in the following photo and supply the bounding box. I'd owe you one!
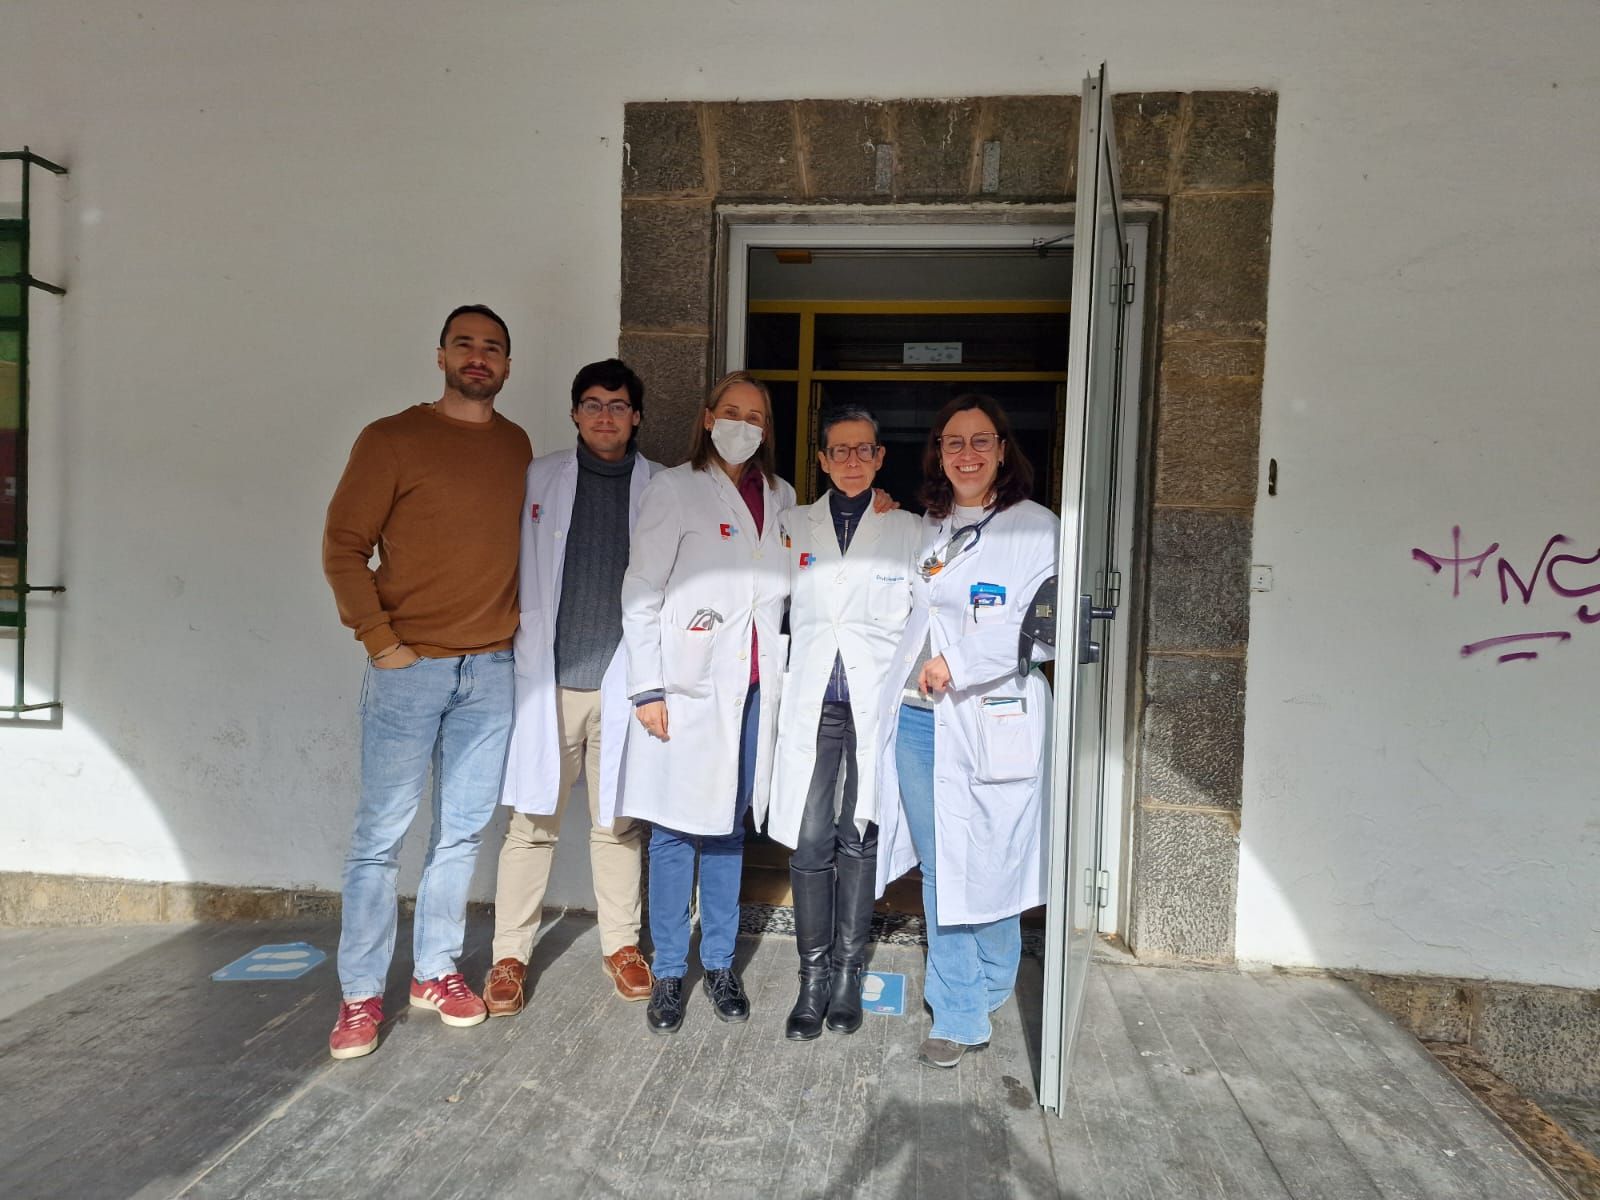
[0,917,1562,1199]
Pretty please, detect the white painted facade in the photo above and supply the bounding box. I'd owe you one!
[1,1,1595,988]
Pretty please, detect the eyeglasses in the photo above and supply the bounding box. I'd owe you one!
[937,432,1001,454]
[577,399,634,418]
[823,442,881,464]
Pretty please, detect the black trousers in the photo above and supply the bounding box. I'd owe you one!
[791,702,878,872]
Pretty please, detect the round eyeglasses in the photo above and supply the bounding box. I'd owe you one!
[823,442,881,464]
[937,432,1001,454]
[577,399,634,418]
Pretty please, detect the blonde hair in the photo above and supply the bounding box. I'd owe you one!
[687,370,778,484]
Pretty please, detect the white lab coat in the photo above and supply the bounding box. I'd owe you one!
[619,463,796,836]
[766,493,923,848]
[874,499,1060,926]
[499,446,658,826]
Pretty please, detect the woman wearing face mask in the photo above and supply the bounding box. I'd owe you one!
[874,393,1059,1069]
[767,407,922,1041]
[620,370,795,1035]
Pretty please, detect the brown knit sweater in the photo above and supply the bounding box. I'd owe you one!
[323,404,533,658]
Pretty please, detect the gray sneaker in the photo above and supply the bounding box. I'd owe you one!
[918,1037,968,1068]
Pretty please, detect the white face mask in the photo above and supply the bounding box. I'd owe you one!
[710,418,764,466]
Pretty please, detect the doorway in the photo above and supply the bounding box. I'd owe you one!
[721,214,1150,940]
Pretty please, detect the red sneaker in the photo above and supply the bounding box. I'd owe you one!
[409,972,488,1027]
[329,996,383,1060]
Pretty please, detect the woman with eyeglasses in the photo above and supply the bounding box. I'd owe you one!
[620,370,795,1035]
[766,407,922,1040]
[874,393,1059,1069]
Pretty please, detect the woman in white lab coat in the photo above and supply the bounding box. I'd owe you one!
[875,393,1058,1069]
[767,407,922,1041]
[620,370,795,1035]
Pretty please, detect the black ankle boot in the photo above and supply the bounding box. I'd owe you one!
[785,865,835,1040]
[826,851,876,1034]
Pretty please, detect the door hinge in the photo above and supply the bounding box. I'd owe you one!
[1121,264,1136,305]
[1083,867,1098,907]
[1096,869,1111,909]
[1107,568,1122,610]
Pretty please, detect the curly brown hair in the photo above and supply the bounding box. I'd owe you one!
[918,393,1034,519]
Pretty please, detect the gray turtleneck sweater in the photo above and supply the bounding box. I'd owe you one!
[554,441,636,690]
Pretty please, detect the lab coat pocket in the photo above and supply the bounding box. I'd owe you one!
[662,625,716,699]
[868,572,912,626]
[972,696,1037,784]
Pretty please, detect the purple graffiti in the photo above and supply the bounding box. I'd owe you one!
[1548,546,1600,598]
[1413,527,1598,665]
[1460,631,1572,662]
[1411,526,1499,597]
[1498,535,1571,605]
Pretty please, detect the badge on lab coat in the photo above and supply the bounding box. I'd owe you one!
[719,522,737,539]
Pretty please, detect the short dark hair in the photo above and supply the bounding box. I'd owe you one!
[817,405,879,448]
[919,393,1034,519]
[570,358,645,414]
[688,370,778,485]
[439,304,510,354]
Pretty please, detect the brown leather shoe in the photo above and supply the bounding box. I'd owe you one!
[602,945,654,1001]
[484,958,526,1017]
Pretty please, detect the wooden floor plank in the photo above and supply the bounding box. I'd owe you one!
[1286,976,1558,1199]
[1175,969,1387,1200]
[1211,970,1483,1200]
[1106,964,1295,1200]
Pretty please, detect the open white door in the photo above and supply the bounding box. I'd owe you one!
[1038,64,1131,1113]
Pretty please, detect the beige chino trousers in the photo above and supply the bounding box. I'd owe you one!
[491,687,644,961]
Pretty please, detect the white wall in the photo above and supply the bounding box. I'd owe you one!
[1,1,1595,987]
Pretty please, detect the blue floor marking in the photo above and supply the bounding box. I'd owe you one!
[212,942,327,982]
[862,970,906,1017]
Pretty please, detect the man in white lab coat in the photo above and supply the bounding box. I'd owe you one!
[484,359,658,1016]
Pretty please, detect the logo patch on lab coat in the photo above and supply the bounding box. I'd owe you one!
[530,503,541,523]
[719,522,738,540]
[799,552,816,569]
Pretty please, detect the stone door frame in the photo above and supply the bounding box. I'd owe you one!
[620,93,1275,964]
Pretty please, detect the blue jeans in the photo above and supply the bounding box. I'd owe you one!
[648,684,758,979]
[896,703,1022,1046]
[338,650,514,999]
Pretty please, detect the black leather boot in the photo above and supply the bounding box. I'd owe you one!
[825,851,876,1034]
[785,865,835,1040]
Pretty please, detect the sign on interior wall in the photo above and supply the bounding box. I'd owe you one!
[903,342,962,364]
[1411,527,1598,663]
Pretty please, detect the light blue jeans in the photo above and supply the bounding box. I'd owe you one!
[896,703,1022,1046]
[338,650,514,999]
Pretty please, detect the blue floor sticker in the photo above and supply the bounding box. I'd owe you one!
[861,971,906,1017]
[212,942,327,982]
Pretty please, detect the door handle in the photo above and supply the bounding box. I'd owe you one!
[1078,593,1116,665]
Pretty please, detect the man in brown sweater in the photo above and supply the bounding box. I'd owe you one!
[322,304,533,1061]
